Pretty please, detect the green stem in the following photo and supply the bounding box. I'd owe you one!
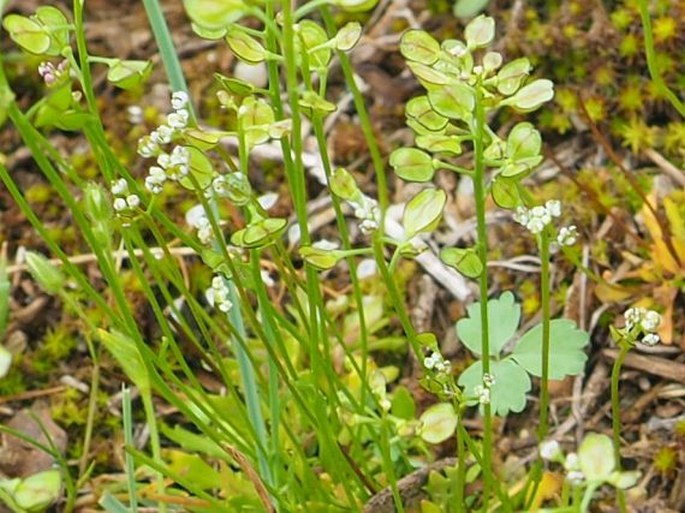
[637,0,685,117]
[611,344,630,468]
[141,0,192,118]
[538,230,551,440]
[320,8,389,213]
[473,85,494,510]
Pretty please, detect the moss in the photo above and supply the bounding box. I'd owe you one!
[25,183,53,205]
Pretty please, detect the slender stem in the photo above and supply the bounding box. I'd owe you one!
[538,230,551,440]
[611,344,630,467]
[472,85,494,509]
[320,8,389,213]
[141,0,192,117]
[637,0,685,117]
[122,387,139,512]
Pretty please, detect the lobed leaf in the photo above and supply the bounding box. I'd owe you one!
[458,359,531,416]
[511,319,589,379]
[456,291,521,357]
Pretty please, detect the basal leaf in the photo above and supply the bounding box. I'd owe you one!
[458,359,531,416]
[511,319,589,379]
[456,291,520,357]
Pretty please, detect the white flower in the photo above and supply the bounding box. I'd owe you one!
[312,239,339,251]
[641,333,660,346]
[127,105,143,125]
[641,310,661,333]
[540,440,562,461]
[557,225,578,246]
[546,199,562,217]
[482,373,496,388]
[111,178,128,196]
[157,152,171,169]
[474,385,490,405]
[624,307,644,330]
[113,197,127,211]
[512,207,529,226]
[126,194,140,209]
[151,125,174,145]
[566,470,584,485]
[564,452,580,471]
[170,145,190,166]
[137,136,159,158]
[171,91,189,111]
[167,108,189,129]
[206,275,232,313]
[527,217,546,234]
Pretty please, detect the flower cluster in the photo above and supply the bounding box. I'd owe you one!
[137,91,192,194]
[513,199,578,247]
[185,204,213,245]
[424,351,451,374]
[539,440,582,483]
[206,275,233,314]
[513,200,561,234]
[110,178,140,214]
[349,194,380,235]
[624,307,661,346]
[38,60,68,86]
[474,373,495,405]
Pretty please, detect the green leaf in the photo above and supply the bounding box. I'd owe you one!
[456,291,520,357]
[419,403,458,444]
[389,148,435,182]
[458,359,531,415]
[500,78,555,112]
[578,433,615,482]
[391,385,416,420]
[440,247,483,278]
[25,251,65,294]
[226,29,266,64]
[2,15,51,55]
[464,15,495,49]
[406,96,449,132]
[428,83,475,121]
[400,30,440,65]
[179,146,214,190]
[403,188,446,238]
[511,319,589,379]
[106,60,152,90]
[14,470,62,512]
[183,0,247,30]
[98,329,150,393]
